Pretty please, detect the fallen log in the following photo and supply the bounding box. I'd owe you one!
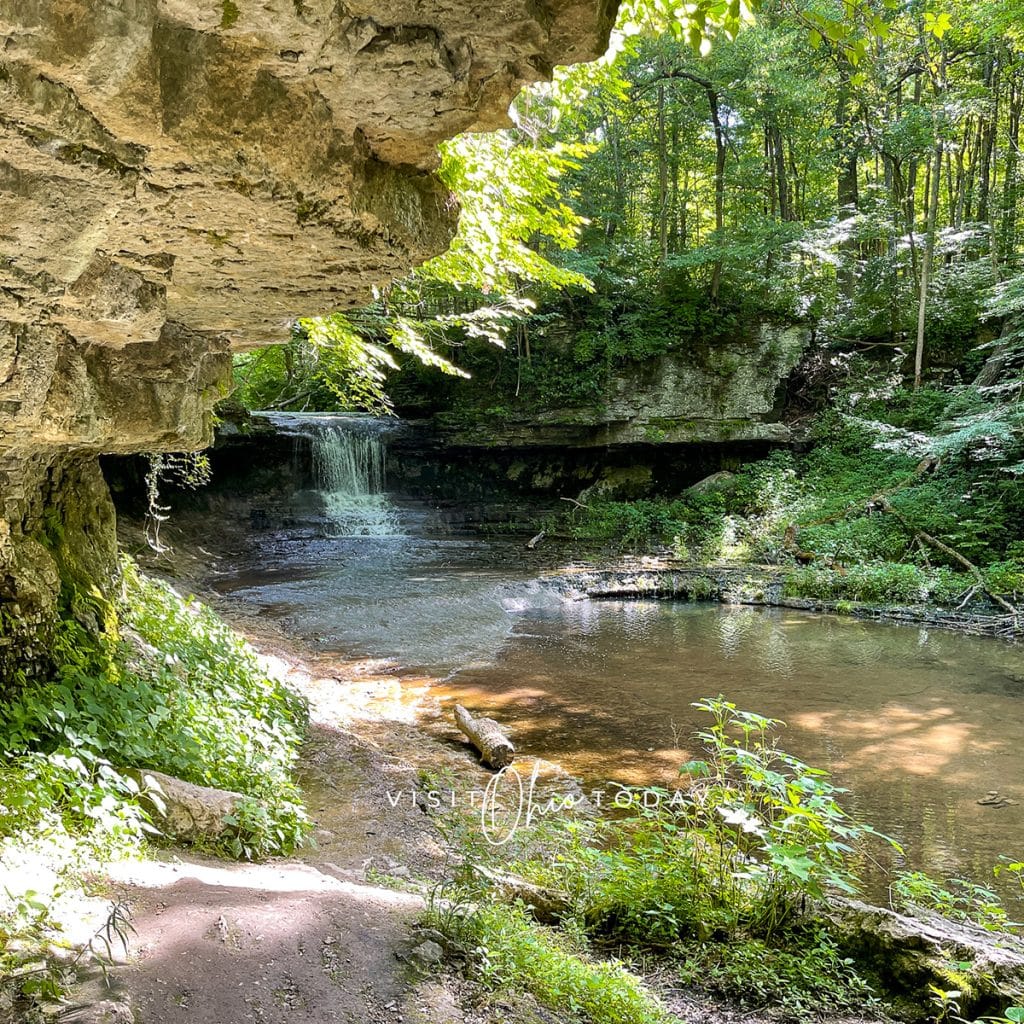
[879,499,1020,616]
[824,897,1024,1018]
[453,704,515,769]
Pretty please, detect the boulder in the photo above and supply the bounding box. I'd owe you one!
[127,768,246,843]
[825,897,1024,1018]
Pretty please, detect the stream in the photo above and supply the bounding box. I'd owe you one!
[213,414,1024,895]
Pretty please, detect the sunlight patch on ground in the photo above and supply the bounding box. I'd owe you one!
[103,856,424,905]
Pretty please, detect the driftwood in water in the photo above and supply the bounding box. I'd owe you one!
[526,531,546,550]
[453,704,515,768]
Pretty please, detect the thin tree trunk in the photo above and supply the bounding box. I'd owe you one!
[915,50,946,390]
[656,80,669,262]
[1000,72,1022,263]
[836,68,860,298]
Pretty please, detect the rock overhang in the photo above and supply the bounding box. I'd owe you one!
[0,0,617,652]
[0,0,617,453]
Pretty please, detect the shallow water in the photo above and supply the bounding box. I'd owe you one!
[212,522,548,670]
[438,598,1024,888]
[214,518,1024,894]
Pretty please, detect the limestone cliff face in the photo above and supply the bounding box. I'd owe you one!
[436,324,809,448]
[0,0,615,659]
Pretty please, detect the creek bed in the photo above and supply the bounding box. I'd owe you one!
[212,519,1023,899]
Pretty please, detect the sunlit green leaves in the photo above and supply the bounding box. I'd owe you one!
[923,9,953,37]
[429,130,593,295]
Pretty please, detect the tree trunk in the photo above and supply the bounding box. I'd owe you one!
[656,79,669,262]
[835,69,860,298]
[1000,70,1022,263]
[914,46,947,390]
[709,87,727,301]
[914,135,943,390]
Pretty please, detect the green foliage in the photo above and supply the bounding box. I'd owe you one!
[0,889,134,1013]
[891,870,1018,933]
[782,563,973,605]
[576,699,896,940]
[488,700,892,943]
[427,699,891,1022]
[675,933,883,1020]
[0,560,310,861]
[431,900,670,1024]
[431,130,592,296]
[558,495,726,558]
[0,562,310,1015]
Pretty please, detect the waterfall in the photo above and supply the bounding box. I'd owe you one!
[310,424,398,535]
[254,412,401,536]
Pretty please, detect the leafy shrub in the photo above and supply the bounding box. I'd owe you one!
[782,563,973,606]
[0,560,310,860]
[561,495,726,559]
[984,560,1024,597]
[484,700,897,946]
[891,871,1017,933]
[428,699,889,1024]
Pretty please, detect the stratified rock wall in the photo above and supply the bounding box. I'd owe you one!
[435,323,810,447]
[0,0,616,663]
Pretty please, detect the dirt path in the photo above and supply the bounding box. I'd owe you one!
[72,629,487,1024]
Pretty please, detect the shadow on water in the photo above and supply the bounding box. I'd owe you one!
[438,599,1024,892]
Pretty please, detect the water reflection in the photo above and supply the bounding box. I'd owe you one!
[441,600,1023,892]
[215,526,1023,895]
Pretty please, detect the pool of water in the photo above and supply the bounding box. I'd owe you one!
[439,598,1024,888]
[214,524,1023,893]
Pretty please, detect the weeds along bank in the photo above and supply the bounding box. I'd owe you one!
[423,699,1024,1024]
[541,377,1024,621]
[0,560,310,1015]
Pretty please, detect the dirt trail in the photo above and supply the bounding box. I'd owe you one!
[76,634,483,1024]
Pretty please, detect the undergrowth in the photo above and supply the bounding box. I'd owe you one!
[433,900,671,1024]
[675,933,884,1018]
[425,698,897,1024]
[0,559,310,861]
[548,405,1024,612]
[0,559,310,1015]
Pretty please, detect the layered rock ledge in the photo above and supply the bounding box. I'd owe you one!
[0,0,616,663]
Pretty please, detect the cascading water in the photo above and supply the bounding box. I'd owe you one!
[310,424,398,535]
[254,412,401,536]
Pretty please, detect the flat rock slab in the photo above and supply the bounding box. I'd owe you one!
[125,767,245,842]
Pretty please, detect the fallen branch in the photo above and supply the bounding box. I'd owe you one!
[453,704,515,769]
[469,865,571,924]
[879,500,1019,616]
[803,457,939,529]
